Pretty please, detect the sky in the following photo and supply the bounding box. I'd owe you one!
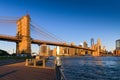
[0,0,120,53]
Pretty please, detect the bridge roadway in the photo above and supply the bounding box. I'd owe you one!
[0,35,19,42]
[0,35,94,51]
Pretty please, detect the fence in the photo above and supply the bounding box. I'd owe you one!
[56,65,67,80]
[25,58,47,68]
[25,57,67,80]
[55,56,67,80]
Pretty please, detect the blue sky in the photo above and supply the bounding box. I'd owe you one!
[0,0,120,53]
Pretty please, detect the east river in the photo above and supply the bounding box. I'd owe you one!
[61,56,120,80]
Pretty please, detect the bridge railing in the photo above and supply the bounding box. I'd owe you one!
[25,58,46,67]
[25,56,67,80]
[55,65,67,80]
[25,58,55,69]
[55,56,67,80]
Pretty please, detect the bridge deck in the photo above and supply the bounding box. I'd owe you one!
[0,35,19,42]
[0,61,55,80]
[0,34,94,51]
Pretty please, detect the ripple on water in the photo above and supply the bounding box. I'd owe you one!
[62,56,120,80]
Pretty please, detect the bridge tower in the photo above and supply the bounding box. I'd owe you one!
[16,15,31,55]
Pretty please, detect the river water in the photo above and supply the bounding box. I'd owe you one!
[62,56,120,80]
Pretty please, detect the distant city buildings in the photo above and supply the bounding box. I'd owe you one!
[91,38,106,56]
[38,38,107,57]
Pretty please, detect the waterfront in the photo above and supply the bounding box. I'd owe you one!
[0,61,55,80]
[62,56,120,80]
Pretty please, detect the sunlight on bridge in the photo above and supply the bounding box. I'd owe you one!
[0,15,94,56]
[0,15,66,54]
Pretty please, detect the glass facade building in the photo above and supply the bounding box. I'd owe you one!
[116,39,120,50]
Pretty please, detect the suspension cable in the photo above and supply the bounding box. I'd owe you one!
[30,21,66,43]
[30,26,53,41]
[30,24,63,42]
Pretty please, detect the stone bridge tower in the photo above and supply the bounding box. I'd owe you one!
[16,15,31,55]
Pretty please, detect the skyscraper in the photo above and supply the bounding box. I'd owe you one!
[116,39,120,50]
[40,44,50,57]
[114,39,120,56]
[91,38,94,47]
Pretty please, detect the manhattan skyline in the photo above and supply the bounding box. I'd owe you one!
[0,0,120,53]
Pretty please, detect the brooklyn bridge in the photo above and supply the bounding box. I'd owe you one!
[0,15,103,56]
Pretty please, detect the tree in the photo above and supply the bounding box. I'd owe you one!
[0,49,10,56]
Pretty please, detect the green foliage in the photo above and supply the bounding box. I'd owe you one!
[0,49,10,56]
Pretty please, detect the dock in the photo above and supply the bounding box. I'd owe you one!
[0,60,55,80]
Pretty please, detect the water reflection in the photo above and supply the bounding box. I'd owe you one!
[62,56,120,80]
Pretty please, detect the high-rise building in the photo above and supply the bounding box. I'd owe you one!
[68,48,75,56]
[91,38,94,47]
[116,39,120,50]
[83,41,88,48]
[40,44,50,56]
[114,39,120,55]
[56,46,64,55]
[53,48,57,56]
[92,39,102,56]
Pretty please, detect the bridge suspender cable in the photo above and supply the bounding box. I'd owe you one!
[30,24,63,42]
[0,20,16,23]
[0,16,19,19]
[30,21,66,43]
[30,25,55,41]
[31,21,65,42]
[0,16,18,23]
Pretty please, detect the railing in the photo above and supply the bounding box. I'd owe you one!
[26,57,67,80]
[25,57,56,69]
[55,56,67,80]
[25,58,46,68]
[56,65,67,80]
